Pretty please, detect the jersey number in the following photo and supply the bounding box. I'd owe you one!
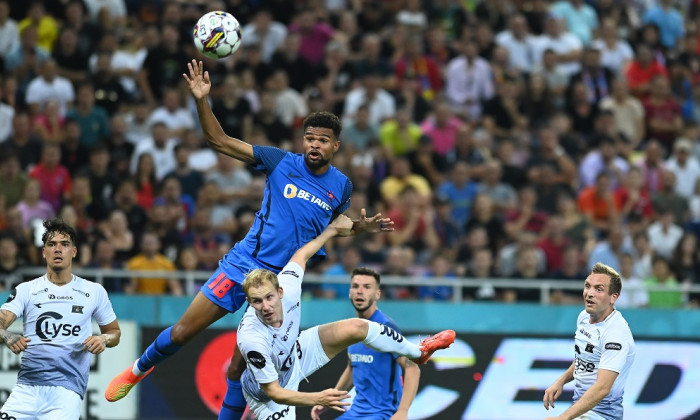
[209,273,235,299]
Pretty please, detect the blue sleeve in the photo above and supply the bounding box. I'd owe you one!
[332,178,353,218]
[252,146,288,175]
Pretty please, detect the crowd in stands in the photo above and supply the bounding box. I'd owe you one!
[1,0,700,309]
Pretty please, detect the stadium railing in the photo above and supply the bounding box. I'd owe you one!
[3,267,697,305]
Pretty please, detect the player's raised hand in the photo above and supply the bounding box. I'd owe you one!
[357,208,395,234]
[330,214,354,236]
[310,405,327,420]
[83,335,108,354]
[314,388,350,412]
[1,331,30,354]
[183,59,211,99]
[543,381,564,410]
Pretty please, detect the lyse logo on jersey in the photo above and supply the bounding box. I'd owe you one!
[283,184,332,211]
[35,311,81,342]
[575,356,595,373]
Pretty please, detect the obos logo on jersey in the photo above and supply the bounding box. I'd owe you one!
[35,311,81,341]
[283,184,332,211]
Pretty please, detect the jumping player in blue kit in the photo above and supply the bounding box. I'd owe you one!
[105,60,393,420]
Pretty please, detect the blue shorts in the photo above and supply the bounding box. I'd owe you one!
[201,248,281,313]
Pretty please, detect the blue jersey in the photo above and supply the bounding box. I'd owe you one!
[340,309,404,420]
[228,146,352,269]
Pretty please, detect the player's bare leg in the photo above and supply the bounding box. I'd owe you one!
[105,293,229,402]
[318,318,455,363]
[218,344,247,420]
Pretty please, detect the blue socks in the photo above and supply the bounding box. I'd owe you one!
[136,326,183,373]
[218,379,245,420]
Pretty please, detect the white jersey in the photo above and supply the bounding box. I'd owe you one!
[1,275,116,398]
[238,262,303,402]
[573,309,635,419]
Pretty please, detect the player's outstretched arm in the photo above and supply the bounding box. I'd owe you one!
[289,215,354,270]
[183,59,256,164]
[346,208,395,236]
[543,361,574,411]
[546,369,618,420]
[0,309,29,354]
[84,319,122,355]
[392,357,421,420]
[261,380,350,411]
[311,359,354,420]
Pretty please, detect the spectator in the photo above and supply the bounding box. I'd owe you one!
[2,207,34,265]
[505,186,548,240]
[52,27,89,85]
[385,186,439,257]
[379,107,422,158]
[125,231,182,295]
[569,48,613,105]
[538,15,583,77]
[241,8,287,63]
[625,44,667,97]
[537,215,571,274]
[432,194,461,249]
[133,153,157,210]
[98,209,134,263]
[599,78,645,147]
[63,0,100,56]
[528,127,577,208]
[165,144,204,201]
[66,82,110,147]
[65,174,95,232]
[138,23,187,103]
[465,247,497,301]
[651,170,689,224]
[381,245,416,299]
[154,175,194,234]
[557,192,595,248]
[17,1,58,53]
[637,140,667,193]
[265,69,308,128]
[344,69,396,127]
[253,91,292,147]
[464,194,507,255]
[206,153,254,213]
[380,157,431,208]
[32,100,65,143]
[269,32,316,93]
[5,26,50,91]
[25,58,74,117]
[109,26,147,100]
[495,14,543,75]
[647,208,683,259]
[82,144,119,221]
[537,49,569,106]
[89,237,126,292]
[579,136,629,189]
[0,234,23,290]
[340,104,378,152]
[130,122,177,181]
[319,246,362,299]
[91,51,128,115]
[666,138,700,199]
[643,0,684,50]
[509,246,546,302]
[418,253,456,301]
[578,172,618,233]
[0,154,28,208]
[482,76,527,138]
[437,162,480,228]
[0,0,19,62]
[147,87,195,140]
[60,118,90,175]
[351,33,392,87]
[645,256,683,308]
[288,9,334,66]
[182,207,229,271]
[591,18,635,75]
[643,76,683,148]
[478,160,517,214]
[421,101,465,157]
[396,33,443,102]
[523,73,556,127]
[106,115,135,177]
[550,245,587,303]
[317,40,356,116]
[15,178,54,230]
[28,143,71,212]
[212,74,252,141]
[615,252,649,308]
[588,226,629,271]
[614,167,653,225]
[671,232,700,286]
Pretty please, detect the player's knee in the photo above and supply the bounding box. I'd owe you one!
[169,323,194,345]
[345,318,369,341]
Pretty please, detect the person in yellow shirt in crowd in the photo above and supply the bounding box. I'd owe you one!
[379,108,424,158]
[18,2,58,53]
[380,157,432,207]
[125,231,183,295]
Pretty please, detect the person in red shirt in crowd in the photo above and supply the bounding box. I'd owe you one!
[395,34,443,101]
[504,185,548,240]
[578,172,618,233]
[385,185,440,255]
[537,215,571,274]
[625,44,668,97]
[642,76,683,148]
[614,166,653,226]
[28,143,71,212]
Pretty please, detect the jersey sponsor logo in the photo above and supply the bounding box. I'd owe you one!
[380,325,403,343]
[574,356,595,373]
[286,302,300,313]
[585,343,594,353]
[31,288,48,296]
[287,171,303,179]
[34,303,42,308]
[247,351,266,369]
[350,353,374,363]
[280,270,299,278]
[605,342,622,351]
[35,311,82,342]
[71,288,90,298]
[5,288,16,303]
[72,305,84,314]
[264,406,290,420]
[283,184,332,211]
[0,411,17,420]
[282,321,295,341]
[48,294,73,300]
[578,328,591,339]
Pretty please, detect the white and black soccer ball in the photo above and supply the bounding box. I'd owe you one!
[193,11,242,59]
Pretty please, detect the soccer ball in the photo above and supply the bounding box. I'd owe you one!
[193,11,242,59]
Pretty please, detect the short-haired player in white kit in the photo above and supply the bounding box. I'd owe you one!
[544,263,635,420]
[0,218,121,420]
[237,215,456,420]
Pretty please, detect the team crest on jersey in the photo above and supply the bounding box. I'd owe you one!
[283,184,332,211]
[585,343,594,353]
[72,305,84,314]
[327,191,335,200]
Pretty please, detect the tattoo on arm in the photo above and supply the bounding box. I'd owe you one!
[0,309,20,346]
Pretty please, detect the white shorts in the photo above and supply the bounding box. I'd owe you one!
[244,326,330,420]
[574,410,607,420]
[1,384,81,420]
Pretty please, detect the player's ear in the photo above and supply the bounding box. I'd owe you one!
[278,287,284,299]
[333,138,340,153]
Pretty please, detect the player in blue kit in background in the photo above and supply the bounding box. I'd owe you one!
[106,60,393,420]
[311,267,421,420]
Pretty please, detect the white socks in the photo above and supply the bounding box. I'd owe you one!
[362,319,421,359]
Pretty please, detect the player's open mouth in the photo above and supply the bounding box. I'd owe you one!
[354,298,364,305]
[586,299,594,306]
[308,151,321,160]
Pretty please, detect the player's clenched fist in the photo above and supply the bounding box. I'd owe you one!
[83,335,108,354]
[1,331,30,354]
[543,381,564,410]
[314,388,351,412]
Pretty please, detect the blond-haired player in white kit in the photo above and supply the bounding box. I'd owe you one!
[0,218,121,419]
[544,263,635,420]
[237,215,455,420]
